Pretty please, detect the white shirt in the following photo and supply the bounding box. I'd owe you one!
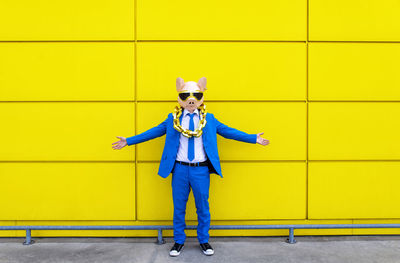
[175,108,208,163]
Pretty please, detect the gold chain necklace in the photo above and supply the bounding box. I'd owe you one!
[172,104,207,138]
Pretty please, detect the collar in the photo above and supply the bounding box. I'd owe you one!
[183,108,199,117]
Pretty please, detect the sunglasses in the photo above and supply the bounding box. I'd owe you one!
[178,92,204,101]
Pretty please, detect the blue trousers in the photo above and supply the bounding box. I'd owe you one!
[171,162,211,244]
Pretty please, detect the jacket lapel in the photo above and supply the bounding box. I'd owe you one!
[202,113,210,140]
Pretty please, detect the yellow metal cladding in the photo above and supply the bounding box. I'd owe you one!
[137,0,306,41]
[0,0,134,40]
[309,162,400,219]
[0,42,135,101]
[1,0,400,238]
[0,102,135,161]
[309,0,400,41]
[309,43,400,100]
[0,163,135,220]
[137,42,306,101]
[309,102,400,160]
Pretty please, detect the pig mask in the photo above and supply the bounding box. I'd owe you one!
[173,77,208,138]
[176,77,207,112]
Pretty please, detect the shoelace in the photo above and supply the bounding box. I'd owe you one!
[201,243,212,250]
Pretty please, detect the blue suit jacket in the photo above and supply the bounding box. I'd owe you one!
[126,112,257,178]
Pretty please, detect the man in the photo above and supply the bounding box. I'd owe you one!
[112,77,269,256]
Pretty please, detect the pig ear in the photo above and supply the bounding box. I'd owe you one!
[176,77,185,92]
[197,77,207,92]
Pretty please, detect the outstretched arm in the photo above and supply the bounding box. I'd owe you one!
[216,118,257,144]
[215,118,269,146]
[112,116,168,150]
[126,116,168,146]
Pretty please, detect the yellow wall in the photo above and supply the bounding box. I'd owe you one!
[1,0,400,238]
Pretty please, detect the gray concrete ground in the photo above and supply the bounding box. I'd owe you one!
[1,235,400,263]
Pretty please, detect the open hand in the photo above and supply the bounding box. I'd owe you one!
[256,132,269,146]
[112,136,127,150]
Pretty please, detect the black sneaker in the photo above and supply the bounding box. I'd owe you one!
[200,242,214,256]
[169,242,184,257]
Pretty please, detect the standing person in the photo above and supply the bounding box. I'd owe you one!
[112,77,269,256]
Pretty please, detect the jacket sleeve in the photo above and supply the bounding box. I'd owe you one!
[126,115,169,146]
[215,117,257,144]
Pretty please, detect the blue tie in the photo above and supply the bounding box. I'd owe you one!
[188,113,195,161]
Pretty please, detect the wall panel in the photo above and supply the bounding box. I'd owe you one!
[137,0,306,40]
[309,102,400,160]
[309,0,400,41]
[0,163,135,220]
[309,161,400,219]
[0,102,135,161]
[0,0,134,40]
[136,42,306,101]
[309,43,400,100]
[0,42,134,101]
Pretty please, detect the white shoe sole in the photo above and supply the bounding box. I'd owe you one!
[169,246,184,257]
[202,249,214,256]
